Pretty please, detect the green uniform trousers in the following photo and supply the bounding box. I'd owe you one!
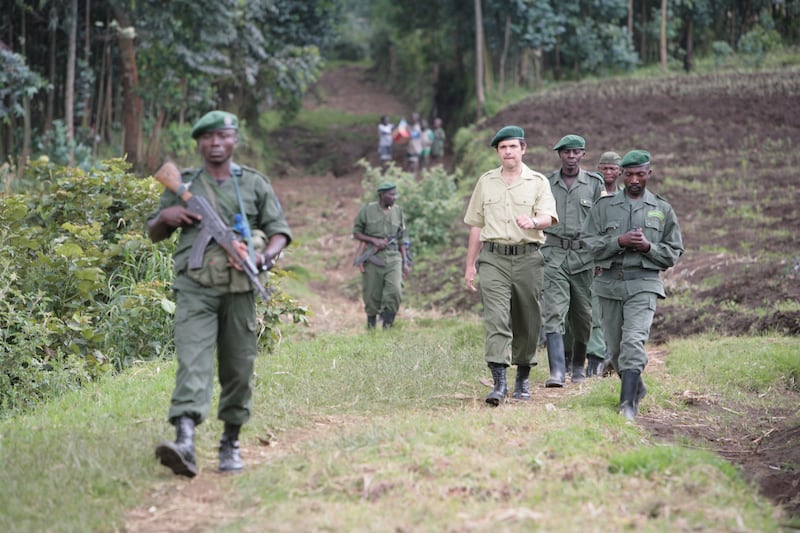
[542,263,592,343]
[599,291,657,374]
[478,247,544,366]
[586,291,607,358]
[361,251,403,316]
[168,276,258,426]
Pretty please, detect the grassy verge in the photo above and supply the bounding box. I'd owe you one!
[1,327,797,532]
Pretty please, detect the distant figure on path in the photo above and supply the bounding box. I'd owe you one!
[378,115,394,170]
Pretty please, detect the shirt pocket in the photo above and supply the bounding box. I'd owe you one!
[643,216,664,240]
[511,195,536,216]
[603,220,621,236]
[483,195,504,219]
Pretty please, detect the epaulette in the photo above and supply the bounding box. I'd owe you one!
[585,170,604,182]
[237,164,273,184]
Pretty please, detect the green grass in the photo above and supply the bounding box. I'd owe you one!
[1,330,797,532]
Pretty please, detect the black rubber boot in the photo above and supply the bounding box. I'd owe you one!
[367,315,377,329]
[619,370,640,421]
[155,415,198,477]
[586,355,603,377]
[545,333,566,387]
[485,363,508,406]
[571,342,587,384]
[219,422,244,472]
[600,357,615,377]
[380,311,396,329]
[512,365,531,400]
[565,350,573,377]
[636,375,647,410]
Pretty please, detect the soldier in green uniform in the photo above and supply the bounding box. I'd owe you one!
[586,151,624,376]
[581,150,683,420]
[541,135,605,387]
[464,126,558,405]
[352,183,409,329]
[147,110,292,476]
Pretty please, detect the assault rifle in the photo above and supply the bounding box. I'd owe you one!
[353,228,403,268]
[154,162,272,301]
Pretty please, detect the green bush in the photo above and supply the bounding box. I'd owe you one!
[356,160,463,250]
[0,158,306,415]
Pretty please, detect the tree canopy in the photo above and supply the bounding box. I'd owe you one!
[1,0,797,171]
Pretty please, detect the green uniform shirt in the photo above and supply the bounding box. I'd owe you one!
[148,165,292,278]
[580,188,684,298]
[352,201,407,251]
[542,168,604,273]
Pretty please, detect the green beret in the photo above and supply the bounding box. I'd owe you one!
[598,151,622,165]
[191,110,239,139]
[490,125,525,148]
[377,182,397,193]
[553,134,586,151]
[620,150,651,168]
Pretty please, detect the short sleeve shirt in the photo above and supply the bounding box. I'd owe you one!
[464,163,558,244]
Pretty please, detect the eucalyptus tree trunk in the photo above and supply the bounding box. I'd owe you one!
[110,5,143,167]
[498,14,510,94]
[660,0,667,72]
[474,0,485,121]
[66,0,77,165]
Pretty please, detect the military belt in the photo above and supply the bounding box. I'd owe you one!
[548,237,585,250]
[486,242,540,256]
[597,267,659,280]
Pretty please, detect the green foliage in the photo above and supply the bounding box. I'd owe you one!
[33,120,94,170]
[0,158,306,415]
[738,20,783,67]
[712,41,735,67]
[356,160,463,250]
[0,48,48,123]
[451,125,500,186]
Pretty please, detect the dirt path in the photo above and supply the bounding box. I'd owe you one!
[123,66,800,531]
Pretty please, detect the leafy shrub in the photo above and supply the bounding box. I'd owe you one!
[356,160,463,251]
[712,41,734,67]
[737,13,783,67]
[0,158,306,415]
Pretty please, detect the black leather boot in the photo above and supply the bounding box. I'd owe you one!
[571,342,587,384]
[619,370,640,421]
[380,311,396,329]
[155,415,198,477]
[486,363,508,406]
[545,333,566,387]
[219,422,244,472]
[367,315,377,329]
[512,365,531,400]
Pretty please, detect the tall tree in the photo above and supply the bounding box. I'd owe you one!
[474,0,485,120]
[660,0,668,71]
[66,0,77,164]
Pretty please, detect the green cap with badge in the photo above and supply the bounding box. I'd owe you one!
[552,134,586,151]
[377,182,397,192]
[620,149,651,168]
[191,110,239,139]
[490,125,525,148]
